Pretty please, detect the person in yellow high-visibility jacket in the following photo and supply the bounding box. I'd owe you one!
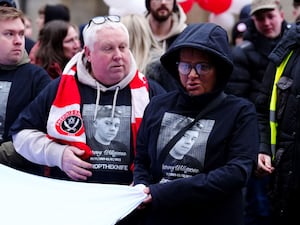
[256,22,300,225]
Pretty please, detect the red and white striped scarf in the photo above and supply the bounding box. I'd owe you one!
[46,63,149,163]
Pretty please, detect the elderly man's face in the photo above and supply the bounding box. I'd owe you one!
[85,27,131,86]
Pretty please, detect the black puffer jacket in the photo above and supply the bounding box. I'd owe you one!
[225,20,290,104]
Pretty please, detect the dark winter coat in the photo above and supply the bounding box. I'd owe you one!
[256,22,300,225]
[0,59,51,143]
[225,20,290,104]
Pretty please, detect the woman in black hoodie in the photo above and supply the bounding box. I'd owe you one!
[132,23,259,225]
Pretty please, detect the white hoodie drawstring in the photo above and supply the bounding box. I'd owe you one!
[111,86,120,118]
[93,82,101,121]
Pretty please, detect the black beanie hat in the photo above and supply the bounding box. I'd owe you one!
[294,0,300,7]
[0,0,16,7]
[145,0,178,13]
[44,4,70,24]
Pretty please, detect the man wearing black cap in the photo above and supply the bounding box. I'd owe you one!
[145,0,187,52]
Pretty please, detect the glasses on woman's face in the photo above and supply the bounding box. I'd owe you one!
[177,62,212,76]
[87,15,120,29]
[152,0,173,3]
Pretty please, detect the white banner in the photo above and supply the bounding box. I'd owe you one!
[0,164,147,225]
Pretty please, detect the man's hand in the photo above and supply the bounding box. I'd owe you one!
[256,153,274,176]
[62,146,93,181]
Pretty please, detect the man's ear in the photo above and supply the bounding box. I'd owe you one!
[84,46,91,62]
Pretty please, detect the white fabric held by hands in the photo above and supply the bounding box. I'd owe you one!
[0,164,147,225]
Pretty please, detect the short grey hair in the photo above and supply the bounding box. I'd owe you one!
[83,20,130,51]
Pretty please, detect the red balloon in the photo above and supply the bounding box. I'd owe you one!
[197,0,232,14]
[178,0,195,14]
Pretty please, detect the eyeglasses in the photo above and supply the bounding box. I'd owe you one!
[87,15,120,29]
[152,0,173,3]
[177,62,212,76]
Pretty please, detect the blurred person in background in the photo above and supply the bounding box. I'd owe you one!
[24,14,33,38]
[293,0,300,22]
[34,20,81,79]
[225,0,291,224]
[0,0,35,53]
[231,4,251,46]
[121,14,163,75]
[0,6,51,174]
[121,13,179,92]
[30,3,70,64]
[145,0,187,51]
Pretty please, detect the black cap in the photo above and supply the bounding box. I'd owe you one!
[0,0,16,8]
[239,4,251,20]
[294,0,300,7]
[44,4,70,24]
[145,0,178,13]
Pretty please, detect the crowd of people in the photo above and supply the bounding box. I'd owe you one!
[0,0,300,224]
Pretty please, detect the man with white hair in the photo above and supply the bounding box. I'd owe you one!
[11,15,165,185]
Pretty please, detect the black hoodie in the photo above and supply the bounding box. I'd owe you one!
[133,23,259,225]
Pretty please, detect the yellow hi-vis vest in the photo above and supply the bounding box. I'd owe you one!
[270,50,293,158]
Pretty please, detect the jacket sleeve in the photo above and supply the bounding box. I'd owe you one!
[148,78,167,97]
[12,129,67,169]
[9,79,66,168]
[225,43,253,98]
[255,62,276,156]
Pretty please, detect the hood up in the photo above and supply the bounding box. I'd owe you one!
[160,23,233,90]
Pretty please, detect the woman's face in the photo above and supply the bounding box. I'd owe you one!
[178,48,217,96]
[63,25,81,59]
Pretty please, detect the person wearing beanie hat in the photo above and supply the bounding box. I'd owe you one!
[231,20,248,46]
[231,4,251,46]
[133,22,259,225]
[29,3,71,64]
[145,0,178,13]
[293,0,300,22]
[145,0,187,51]
[44,4,70,24]
[239,3,251,20]
[294,0,300,6]
[0,0,16,7]
[225,0,290,225]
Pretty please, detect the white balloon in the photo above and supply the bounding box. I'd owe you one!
[209,12,235,32]
[228,0,252,15]
[103,0,147,16]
